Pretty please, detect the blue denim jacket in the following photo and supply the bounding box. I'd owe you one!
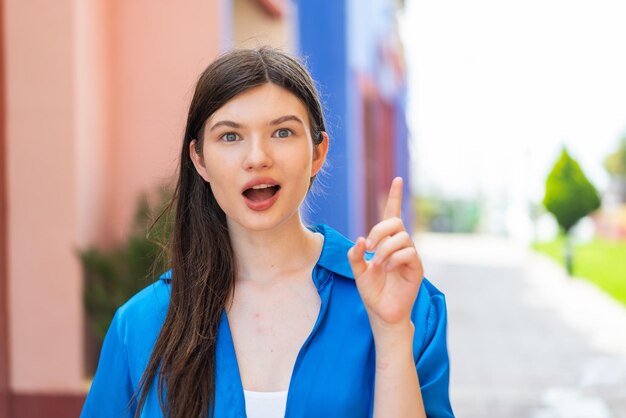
[81,224,454,417]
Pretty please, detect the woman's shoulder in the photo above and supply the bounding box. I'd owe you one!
[114,275,171,332]
[83,276,173,415]
[413,277,447,330]
[409,276,450,386]
[417,277,446,307]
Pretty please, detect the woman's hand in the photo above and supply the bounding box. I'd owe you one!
[348,177,427,417]
[347,177,424,337]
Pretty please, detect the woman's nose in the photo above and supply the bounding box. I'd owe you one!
[243,138,273,171]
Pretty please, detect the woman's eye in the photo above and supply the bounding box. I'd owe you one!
[274,128,293,138]
[221,132,239,142]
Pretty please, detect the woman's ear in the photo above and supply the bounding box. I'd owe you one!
[311,132,329,176]
[189,140,211,183]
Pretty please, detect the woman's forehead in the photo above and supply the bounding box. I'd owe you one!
[206,83,310,128]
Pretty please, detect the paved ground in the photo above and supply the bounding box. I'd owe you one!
[415,233,626,418]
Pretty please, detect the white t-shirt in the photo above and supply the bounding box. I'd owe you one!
[243,389,289,418]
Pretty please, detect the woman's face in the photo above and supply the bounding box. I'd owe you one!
[190,83,328,232]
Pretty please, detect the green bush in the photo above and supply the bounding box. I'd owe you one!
[604,136,626,177]
[80,188,173,343]
[415,196,481,233]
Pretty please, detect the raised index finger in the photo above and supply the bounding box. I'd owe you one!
[382,177,403,220]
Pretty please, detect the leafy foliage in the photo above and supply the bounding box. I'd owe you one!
[80,188,173,342]
[414,196,481,233]
[604,136,626,177]
[543,147,601,233]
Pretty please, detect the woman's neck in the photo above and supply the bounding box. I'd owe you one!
[227,215,323,284]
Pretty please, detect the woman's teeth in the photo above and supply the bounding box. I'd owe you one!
[243,185,281,201]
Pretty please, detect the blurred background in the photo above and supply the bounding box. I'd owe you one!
[0,0,625,417]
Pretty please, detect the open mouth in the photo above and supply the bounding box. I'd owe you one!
[242,184,281,202]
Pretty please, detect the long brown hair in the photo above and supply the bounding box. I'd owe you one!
[134,47,327,418]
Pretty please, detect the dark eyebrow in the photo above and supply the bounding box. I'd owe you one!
[270,115,304,126]
[209,115,303,132]
[209,120,242,132]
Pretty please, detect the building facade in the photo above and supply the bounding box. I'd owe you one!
[0,0,408,416]
[296,0,410,237]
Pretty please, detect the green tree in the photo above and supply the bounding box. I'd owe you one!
[543,147,601,275]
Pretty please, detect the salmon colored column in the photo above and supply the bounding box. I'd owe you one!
[75,0,114,249]
[107,0,224,244]
[4,0,226,398]
[0,0,9,415]
[4,0,84,393]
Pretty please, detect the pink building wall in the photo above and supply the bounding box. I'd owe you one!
[5,0,83,393]
[3,0,225,412]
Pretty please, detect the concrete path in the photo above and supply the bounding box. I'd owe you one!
[415,233,626,418]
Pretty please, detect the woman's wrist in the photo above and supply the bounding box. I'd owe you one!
[370,318,415,360]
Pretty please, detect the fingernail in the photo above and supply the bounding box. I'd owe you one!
[365,239,373,249]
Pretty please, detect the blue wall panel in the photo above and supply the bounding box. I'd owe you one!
[297,0,354,237]
[394,90,413,232]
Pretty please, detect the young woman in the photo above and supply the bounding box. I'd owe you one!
[81,47,454,418]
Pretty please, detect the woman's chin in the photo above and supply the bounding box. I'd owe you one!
[226,210,301,234]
